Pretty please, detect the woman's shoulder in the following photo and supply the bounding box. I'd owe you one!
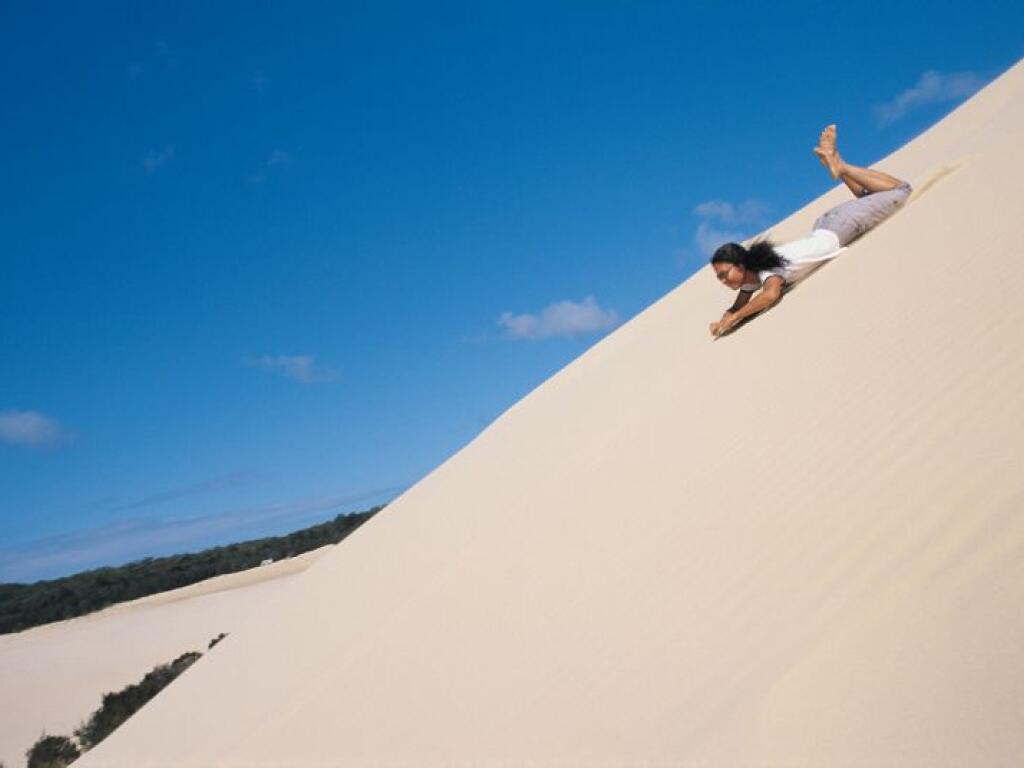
[756,267,789,286]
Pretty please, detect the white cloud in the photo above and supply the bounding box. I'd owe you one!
[0,483,409,582]
[693,199,768,225]
[248,149,292,182]
[694,221,747,258]
[266,149,291,166]
[691,197,769,257]
[873,70,984,126]
[142,146,175,173]
[101,471,265,513]
[498,296,620,340]
[248,354,338,383]
[252,72,270,92]
[0,410,69,447]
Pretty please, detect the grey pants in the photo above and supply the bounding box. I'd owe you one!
[812,182,912,246]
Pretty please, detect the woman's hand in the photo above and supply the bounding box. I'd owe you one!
[710,312,738,338]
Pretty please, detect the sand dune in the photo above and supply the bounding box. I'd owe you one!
[0,546,332,768]
[68,58,1024,766]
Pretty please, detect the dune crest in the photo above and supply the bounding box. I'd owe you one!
[75,58,1024,767]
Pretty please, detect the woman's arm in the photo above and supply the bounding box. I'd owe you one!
[711,277,785,337]
[727,289,754,315]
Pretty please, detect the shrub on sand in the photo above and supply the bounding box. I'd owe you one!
[26,733,80,768]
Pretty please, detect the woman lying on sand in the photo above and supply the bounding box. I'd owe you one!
[709,125,912,338]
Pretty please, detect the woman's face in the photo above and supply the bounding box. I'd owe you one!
[712,261,747,290]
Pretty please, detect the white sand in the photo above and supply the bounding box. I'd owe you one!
[59,58,1024,766]
[0,547,332,768]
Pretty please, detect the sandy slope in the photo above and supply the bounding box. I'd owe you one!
[0,546,332,768]
[71,58,1024,766]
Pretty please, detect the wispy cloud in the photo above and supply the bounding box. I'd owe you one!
[153,40,181,72]
[142,146,175,173]
[873,69,984,126]
[252,71,270,93]
[266,150,291,167]
[247,149,292,182]
[691,197,769,257]
[247,354,338,383]
[99,471,265,514]
[125,40,181,83]
[0,410,71,448]
[694,221,746,259]
[693,199,769,225]
[0,484,410,583]
[498,296,620,340]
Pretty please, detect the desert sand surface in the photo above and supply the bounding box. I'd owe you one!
[0,546,332,768]
[70,58,1024,766]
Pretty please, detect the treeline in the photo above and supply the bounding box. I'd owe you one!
[0,505,383,635]
[24,633,227,768]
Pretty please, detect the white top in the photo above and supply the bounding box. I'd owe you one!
[739,229,846,291]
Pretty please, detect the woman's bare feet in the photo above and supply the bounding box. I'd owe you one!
[813,124,844,179]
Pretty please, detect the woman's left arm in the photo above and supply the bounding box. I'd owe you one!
[712,277,785,337]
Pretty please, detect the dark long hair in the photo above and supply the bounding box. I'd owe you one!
[710,239,789,271]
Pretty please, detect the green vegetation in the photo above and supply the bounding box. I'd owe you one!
[25,634,226,767]
[74,650,203,749]
[1,506,382,635]
[25,734,79,768]
[208,631,227,649]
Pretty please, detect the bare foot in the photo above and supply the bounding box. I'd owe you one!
[813,124,843,179]
[813,146,842,179]
[818,124,836,154]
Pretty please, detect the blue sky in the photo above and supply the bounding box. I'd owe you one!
[2,1,1021,582]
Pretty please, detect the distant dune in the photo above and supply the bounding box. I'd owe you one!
[0,546,332,768]
[66,58,1024,766]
